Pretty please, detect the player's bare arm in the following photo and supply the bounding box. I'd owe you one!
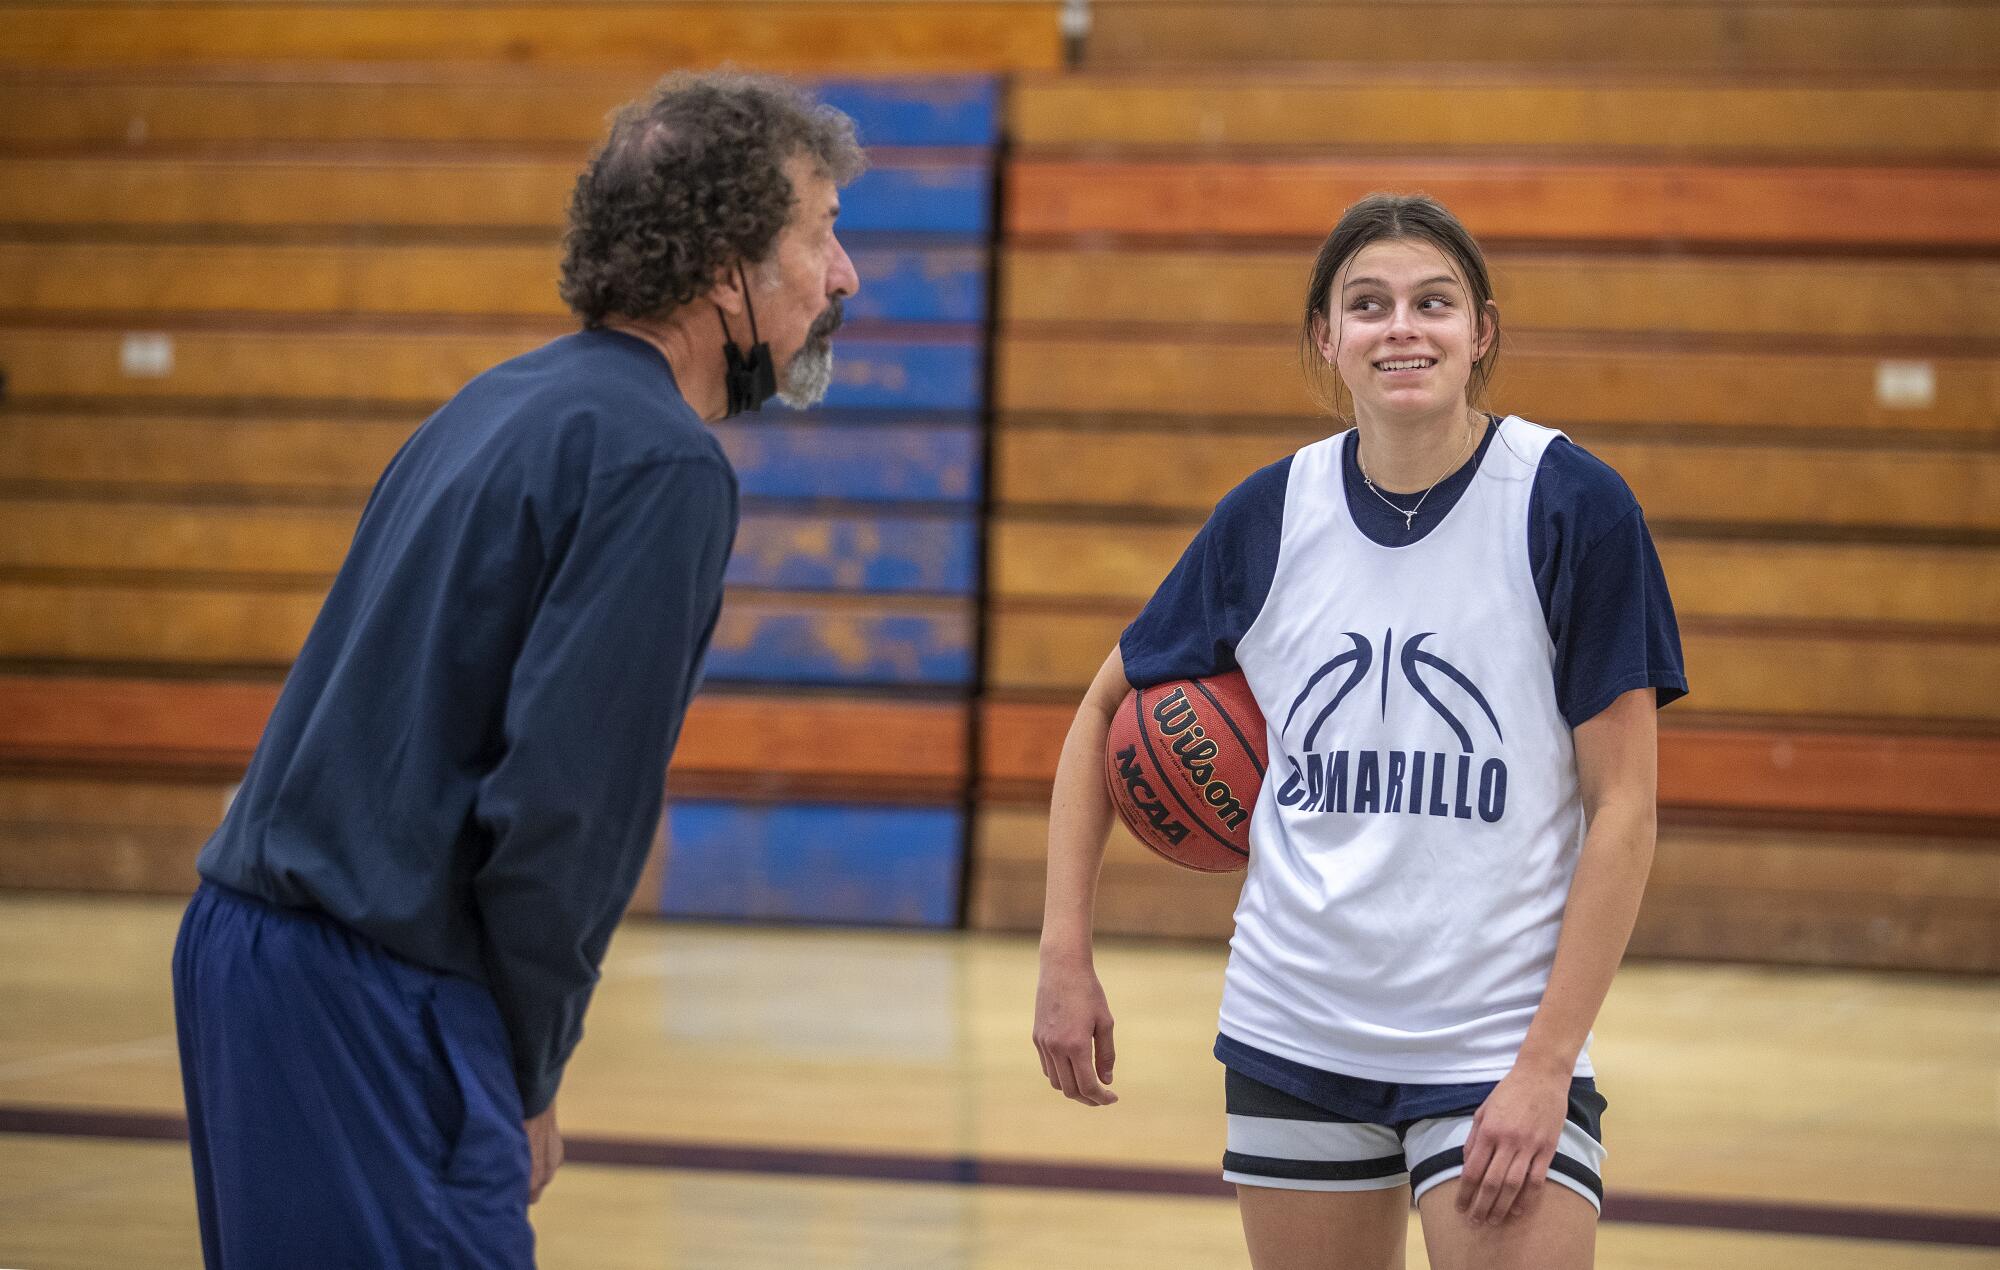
[1034,645,1134,1106]
[1458,686,1659,1225]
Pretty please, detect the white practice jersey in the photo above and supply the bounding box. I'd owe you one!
[1121,415,1687,1086]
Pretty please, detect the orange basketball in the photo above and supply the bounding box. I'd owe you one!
[1103,669,1268,873]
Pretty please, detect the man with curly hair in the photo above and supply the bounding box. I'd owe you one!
[171,71,862,1265]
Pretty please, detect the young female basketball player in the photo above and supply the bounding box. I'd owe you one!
[1033,193,1686,1270]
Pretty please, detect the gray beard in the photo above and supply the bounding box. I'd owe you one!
[777,336,834,409]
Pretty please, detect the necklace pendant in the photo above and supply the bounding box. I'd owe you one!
[1403,511,1414,530]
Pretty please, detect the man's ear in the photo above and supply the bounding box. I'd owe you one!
[706,262,745,317]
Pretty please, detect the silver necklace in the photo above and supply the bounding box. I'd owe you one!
[1357,418,1483,531]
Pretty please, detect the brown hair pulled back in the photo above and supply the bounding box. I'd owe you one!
[1299,193,1500,420]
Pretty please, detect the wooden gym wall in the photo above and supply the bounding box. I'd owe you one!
[0,2,1067,925]
[969,50,2000,973]
[2,1,1997,973]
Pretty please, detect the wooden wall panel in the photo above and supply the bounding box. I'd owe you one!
[18,154,1995,246]
[730,514,976,595]
[0,326,550,407]
[0,500,358,576]
[0,70,1006,147]
[0,500,978,596]
[988,522,2000,627]
[0,74,653,146]
[0,581,975,685]
[970,805,1242,939]
[718,420,982,504]
[0,774,222,893]
[1631,887,1999,972]
[1652,542,1999,627]
[984,608,2000,721]
[997,337,2000,432]
[0,157,576,228]
[0,414,981,505]
[977,699,2000,823]
[0,155,994,234]
[0,675,969,789]
[1079,4,1999,75]
[0,329,984,413]
[1001,249,2000,342]
[0,764,982,902]
[0,580,326,665]
[0,414,411,494]
[1678,630,1999,724]
[1636,828,2000,971]
[20,70,1988,153]
[661,801,962,926]
[968,808,2000,972]
[992,425,2000,533]
[0,4,1063,71]
[1010,78,2000,154]
[705,594,973,687]
[0,240,980,325]
[0,675,281,770]
[1007,159,2000,246]
[0,242,565,319]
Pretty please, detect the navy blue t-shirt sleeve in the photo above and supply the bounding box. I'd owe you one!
[1529,438,1688,728]
[1120,456,1290,688]
[472,455,737,1117]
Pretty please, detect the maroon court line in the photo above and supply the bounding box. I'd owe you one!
[3,1103,1995,1249]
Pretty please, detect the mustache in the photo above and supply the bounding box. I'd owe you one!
[806,297,845,344]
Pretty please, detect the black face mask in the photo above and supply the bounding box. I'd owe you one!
[716,265,777,417]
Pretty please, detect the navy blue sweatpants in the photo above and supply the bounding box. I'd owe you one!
[173,881,535,1268]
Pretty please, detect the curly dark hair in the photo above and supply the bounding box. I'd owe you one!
[558,71,866,327]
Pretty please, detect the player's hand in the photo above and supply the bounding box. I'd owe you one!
[526,1100,564,1203]
[1033,954,1119,1106]
[1457,1064,1567,1225]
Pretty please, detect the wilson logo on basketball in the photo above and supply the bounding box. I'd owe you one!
[1274,630,1510,824]
[1104,671,1268,874]
[1150,687,1251,829]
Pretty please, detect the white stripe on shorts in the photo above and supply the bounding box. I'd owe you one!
[1222,1114,1410,1193]
[1403,1113,1607,1212]
[1226,1114,1400,1163]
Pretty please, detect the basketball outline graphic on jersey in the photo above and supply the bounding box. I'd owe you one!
[1279,630,1502,752]
[1399,632,1503,753]
[1274,629,1509,823]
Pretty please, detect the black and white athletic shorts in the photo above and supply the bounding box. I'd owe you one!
[1222,1068,1608,1212]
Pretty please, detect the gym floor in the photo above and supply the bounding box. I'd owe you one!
[3,894,1996,1268]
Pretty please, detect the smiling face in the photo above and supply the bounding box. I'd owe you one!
[1316,237,1495,426]
[750,153,860,407]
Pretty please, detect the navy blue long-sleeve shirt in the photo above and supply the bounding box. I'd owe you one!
[198,329,739,1116]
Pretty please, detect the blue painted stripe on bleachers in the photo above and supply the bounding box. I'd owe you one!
[716,421,980,503]
[728,513,976,594]
[824,338,982,412]
[843,163,992,235]
[817,77,1000,147]
[661,801,963,926]
[844,245,987,324]
[705,600,971,686]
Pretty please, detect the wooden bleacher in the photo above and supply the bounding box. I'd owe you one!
[2,12,1996,968]
[970,66,2000,973]
[0,44,1026,924]
[1074,2,1999,75]
[0,5,1064,71]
